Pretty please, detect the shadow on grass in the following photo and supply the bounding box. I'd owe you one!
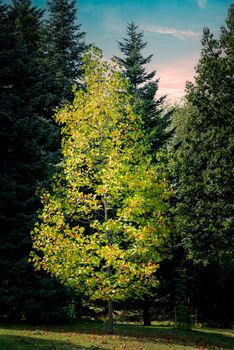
[0,334,104,350]
[1,321,234,350]
[115,323,234,350]
[114,323,234,349]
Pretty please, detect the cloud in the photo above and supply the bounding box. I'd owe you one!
[197,0,207,9]
[144,25,200,41]
[148,55,199,102]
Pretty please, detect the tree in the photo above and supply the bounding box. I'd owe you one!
[31,48,172,333]
[174,4,234,266]
[116,23,174,325]
[0,0,71,322]
[46,0,88,103]
[116,22,172,151]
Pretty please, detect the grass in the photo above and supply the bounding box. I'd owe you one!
[0,320,233,350]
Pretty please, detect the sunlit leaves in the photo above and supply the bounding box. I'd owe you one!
[31,47,172,302]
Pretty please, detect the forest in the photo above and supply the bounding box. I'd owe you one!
[0,0,233,347]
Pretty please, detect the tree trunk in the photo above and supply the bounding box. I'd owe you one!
[108,299,113,334]
[104,198,114,334]
[143,295,151,326]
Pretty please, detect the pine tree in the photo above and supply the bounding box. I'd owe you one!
[46,0,88,103]
[172,6,234,328]
[116,22,172,151]
[175,4,234,266]
[116,23,174,325]
[0,0,71,322]
[31,48,172,333]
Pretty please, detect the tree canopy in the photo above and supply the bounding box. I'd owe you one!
[31,48,172,332]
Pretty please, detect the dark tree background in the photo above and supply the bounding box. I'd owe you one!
[0,0,87,322]
[172,4,234,327]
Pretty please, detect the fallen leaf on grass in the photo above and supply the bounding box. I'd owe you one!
[120,344,128,349]
[90,335,98,340]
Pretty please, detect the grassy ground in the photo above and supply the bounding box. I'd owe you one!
[0,320,233,350]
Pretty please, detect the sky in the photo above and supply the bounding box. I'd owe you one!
[31,0,234,101]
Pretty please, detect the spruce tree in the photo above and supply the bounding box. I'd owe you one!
[116,22,174,325]
[175,4,234,266]
[46,0,88,103]
[116,22,172,151]
[0,0,71,322]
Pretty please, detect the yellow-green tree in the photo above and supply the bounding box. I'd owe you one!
[31,48,172,333]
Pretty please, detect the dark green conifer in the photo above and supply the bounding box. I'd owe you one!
[46,0,88,102]
[116,22,174,326]
[175,4,234,266]
[0,0,71,322]
[116,22,172,151]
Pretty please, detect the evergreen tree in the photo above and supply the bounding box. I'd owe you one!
[175,4,234,266]
[46,0,88,103]
[116,22,172,151]
[116,23,174,325]
[0,0,71,322]
[170,6,234,328]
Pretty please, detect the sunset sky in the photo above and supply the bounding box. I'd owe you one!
[31,0,233,101]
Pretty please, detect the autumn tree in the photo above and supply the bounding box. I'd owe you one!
[31,48,172,333]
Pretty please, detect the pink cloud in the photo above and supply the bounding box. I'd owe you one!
[149,55,199,103]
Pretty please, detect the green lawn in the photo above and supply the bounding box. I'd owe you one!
[0,320,233,350]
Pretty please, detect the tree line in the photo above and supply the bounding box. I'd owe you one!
[0,0,233,329]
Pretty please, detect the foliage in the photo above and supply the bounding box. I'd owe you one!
[31,49,172,328]
[173,5,234,266]
[46,0,88,103]
[166,5,234,329]
[116,22,172,151]
[0,0,71,322]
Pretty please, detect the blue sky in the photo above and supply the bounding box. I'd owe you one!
[28,0,234,101]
